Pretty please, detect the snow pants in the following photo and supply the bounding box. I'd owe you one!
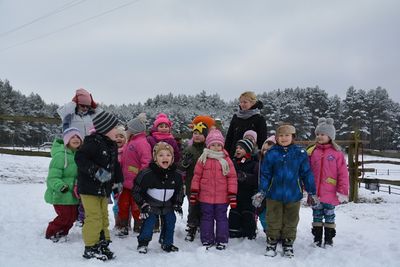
[45,205,78,238]
[200,202,229,244]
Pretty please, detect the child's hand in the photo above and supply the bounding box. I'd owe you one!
[60,184,69,193]
[307,194,320,207]
[139,203,151,220]
[252,192,266,208]
[237,171,248,182]
[337,193,349,204]
[173,204,183,218]
[73,184,80,199]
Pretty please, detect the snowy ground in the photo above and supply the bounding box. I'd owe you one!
[1,153,400,267]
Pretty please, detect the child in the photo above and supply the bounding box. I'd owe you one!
[243,129,259,158]
[117,114,152,237]
[228,139,259,239]
[132,142,184,254]
[190,129,238,250]
[307,118,349,247]
[44,127,83,242]
[259,124,316,257]
[75,111,124,261]
[180,116,215,241]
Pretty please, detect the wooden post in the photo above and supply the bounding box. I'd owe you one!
[349,131,360,202]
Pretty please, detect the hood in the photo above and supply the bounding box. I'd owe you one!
[50,139,66,157]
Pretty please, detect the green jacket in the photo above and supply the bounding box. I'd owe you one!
[44,139,79,205]
[179,142,205,196]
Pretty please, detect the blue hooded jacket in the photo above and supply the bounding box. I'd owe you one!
[260,144,316,203]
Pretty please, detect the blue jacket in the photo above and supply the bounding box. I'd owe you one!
[260,144,316,203]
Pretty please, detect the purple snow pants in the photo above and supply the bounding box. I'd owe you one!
[199,202,229,244]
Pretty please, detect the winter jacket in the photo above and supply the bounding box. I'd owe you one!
[44,139,79,205]
[179,142,205,196]
[147,132,181,163]
[233,155,259,208]
[57,101,98,136]
[260,144,316,203]
[191,149,238,204]
[132,162,184,215]
[225,101,268,157]
[75,133,123,197]
[120,132,152,190]
[308,143,349,206]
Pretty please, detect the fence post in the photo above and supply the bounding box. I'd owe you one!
[389,186,391,194]
[349,131,360,203]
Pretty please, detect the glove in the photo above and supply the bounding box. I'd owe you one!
[173,204,183,218]
[95,168,112,183]
[60,184,69,193]
[139,203,151,220]
[190,192,198,206]
[181,153,194,168]
[252,191,266,208]
[337,193,349,204]
[112,183,123,199]
[237,171,247,182]
[307,194,320,207]
[73,184,80,199]
[228,194,237,209]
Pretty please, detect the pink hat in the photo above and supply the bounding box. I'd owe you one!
[205,129,225,148]
[265,135,276,144]
[72,88,97,108]
[243,130,257,143]
[63,127,83,146]
[153,113,172,128]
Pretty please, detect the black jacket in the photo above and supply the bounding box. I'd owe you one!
[132,162,184,215]
[233,156,259,210]
[75,133,123,197]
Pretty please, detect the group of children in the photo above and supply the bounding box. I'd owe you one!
[44,89,349,260]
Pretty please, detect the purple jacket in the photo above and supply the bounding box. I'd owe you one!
[147,132,181,163]
[308,143,349,206]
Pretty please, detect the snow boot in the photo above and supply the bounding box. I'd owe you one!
[203,242,214,250]
[99,240,115,260]
[265,237,278,257]
[115,226,129,238]
[282,239,294,258]
[137,240,149,254]
[185,226,197,242]
[311,225,323,247]
[161,244,179,252]
[215,243,226,250]
[82,245,107,261]
[324,225,336,247]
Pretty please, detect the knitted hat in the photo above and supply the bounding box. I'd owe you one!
[72,88,97,108]
[243,130,257,143]
[265,135,276,144]
[276,124,296,135]
[63,127,83,146]
[192,122,208,137]
[92,110,119,134]
[153,141,174,162]
[153,113,172,128]
[127,113,147,135]
[315,118,336,140]
[236,139,254,153]
[205,129,225,148]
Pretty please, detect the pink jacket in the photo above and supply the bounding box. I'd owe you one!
[191,149,238,204]
[308,143,349,206]
[120,132,152,190]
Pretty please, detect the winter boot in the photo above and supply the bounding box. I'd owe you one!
[161,244,179,252]
[282,239,294,258]
[185,226,197,242]
[215,243,227,250]
[137,240,149,254]
[115,220,129,238]
[265,237,278,257]
[83,245,108,261]
[99,240,115,260]
[324,225,336,247]
[311,224,323,247]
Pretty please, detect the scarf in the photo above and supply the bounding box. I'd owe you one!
[152,131,175,141]
[235,108,260,119]
[198,148,230,176]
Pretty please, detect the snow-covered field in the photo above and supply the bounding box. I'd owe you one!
[0,153,400,267]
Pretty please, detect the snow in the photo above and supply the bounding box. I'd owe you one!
[1,153,400,267]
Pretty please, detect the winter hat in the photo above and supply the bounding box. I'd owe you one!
[126,113,147,135]
[63,127,83,146]
[265,135,276,144]
[276,123,296,136]
[205,129,225,148]
[92,110,119,134]
[315,118,336,140]
[192,121,209,137]
[153,141,175,162]
[191,115,215,129]
[72,88,97,108]
[243,130,257,143]
[236,139,254,153]
[153,113,172,128]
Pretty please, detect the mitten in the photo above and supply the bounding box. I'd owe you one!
[228,194,237,209]
[60,184,69,193]
[307,194,320,207]
[112,183,123,199]
[190,191,198,206]
[337,193,349,204]
[73,184,80,199]
[95,168,112,183]
[237,171,247,182]
[252,191,266,208]
[173,204,183,218]
[139,203,151,220]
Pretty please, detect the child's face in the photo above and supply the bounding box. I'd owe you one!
[105,127,118,141]
[192,131,205,143]
[77,104,90,113]
[239,97,253,111]
[244,135,256,145]
[157,123,170,133]
[115,133,126,148]
[316,133,330,144]
[155,150,173,169]
[235,145,246,158]
[277,134,293,147]
[209,142,223,152]
[68,135,82,150]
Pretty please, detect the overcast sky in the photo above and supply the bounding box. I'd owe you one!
[1,0,399,105]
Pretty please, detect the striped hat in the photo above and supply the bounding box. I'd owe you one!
[236,139,254,153]
[92,111,119,134]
